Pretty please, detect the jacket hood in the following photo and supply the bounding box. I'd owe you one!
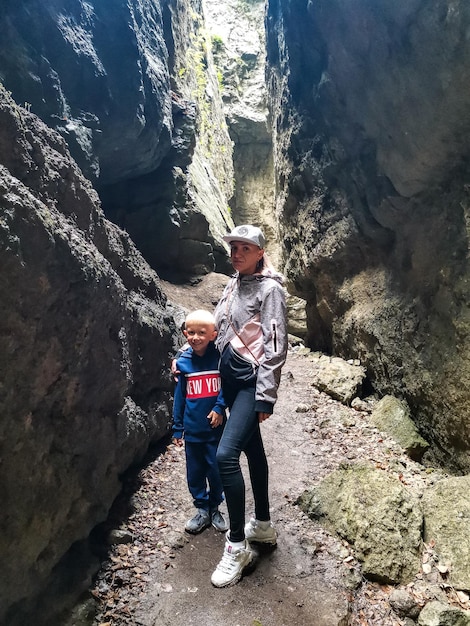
[234,269,285,286]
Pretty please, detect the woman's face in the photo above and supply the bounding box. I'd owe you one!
[229,241,264,275]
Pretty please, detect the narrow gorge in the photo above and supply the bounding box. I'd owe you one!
[1,0,470,623]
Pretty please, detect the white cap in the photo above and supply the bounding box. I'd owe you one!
[222,224,265,248]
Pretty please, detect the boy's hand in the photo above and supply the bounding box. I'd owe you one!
[207,411,223,428]
[257,412,271,423]
[173,437,184,447]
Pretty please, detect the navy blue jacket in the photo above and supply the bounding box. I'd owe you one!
[172,342,226,443]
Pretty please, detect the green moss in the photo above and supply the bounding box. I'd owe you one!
[184,27,219,158]
[172,12,231,177]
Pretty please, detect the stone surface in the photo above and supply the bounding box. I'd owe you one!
[298,463,423,584]
[389,589,421,619]
[421,475,470,592]
[418,601,470,626]
[371,395,430,461]
[0,0,234,281]
[286,294,308,338]
[204,0,280,265]
[0,0,172,185]
[0,85,180,624]
[309,353,367,405]
[265,0,470,472]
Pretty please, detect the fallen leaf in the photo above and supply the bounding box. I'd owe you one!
[457,590,470,604]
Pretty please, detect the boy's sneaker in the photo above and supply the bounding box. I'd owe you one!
[211,539,255,587]
[211,509,229,532]
[244,518,277,545]
[185,508,210,534]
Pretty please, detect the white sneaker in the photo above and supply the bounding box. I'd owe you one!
[211,539,255,587]
[244,518,277,545]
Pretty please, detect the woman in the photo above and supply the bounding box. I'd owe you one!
[211,224,288,588]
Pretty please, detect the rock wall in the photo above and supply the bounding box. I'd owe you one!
[0,85,179,624]
[204,0,280,265]
[266,0,470,471]
[0,0,233,281]
[0,1,237,620]
[0,0,171,185]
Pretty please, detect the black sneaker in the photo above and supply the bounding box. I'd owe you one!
[185,508,211,534]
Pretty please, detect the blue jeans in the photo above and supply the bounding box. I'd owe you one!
[216,382,270,542]
[185,440,224,511]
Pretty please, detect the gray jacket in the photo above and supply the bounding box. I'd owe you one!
[214,270,288,412]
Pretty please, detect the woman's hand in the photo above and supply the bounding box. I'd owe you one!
[257,412,271,423]
[173,437,184,447]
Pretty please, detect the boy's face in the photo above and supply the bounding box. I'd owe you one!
[184,321,217,356]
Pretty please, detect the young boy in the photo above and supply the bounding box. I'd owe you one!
[172,309,228,534]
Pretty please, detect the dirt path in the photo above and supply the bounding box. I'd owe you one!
[89,345,416,626]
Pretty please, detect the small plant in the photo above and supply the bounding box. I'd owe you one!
[211,34,224,55]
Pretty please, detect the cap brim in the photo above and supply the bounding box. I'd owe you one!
[222,235,262,247]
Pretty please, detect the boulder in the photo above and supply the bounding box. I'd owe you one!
[298,463,422,584]
[309,353,367,405]
[418,601,470,626]
[422,476,470,591]
[389,589,421,619]
[371,395,429,461]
